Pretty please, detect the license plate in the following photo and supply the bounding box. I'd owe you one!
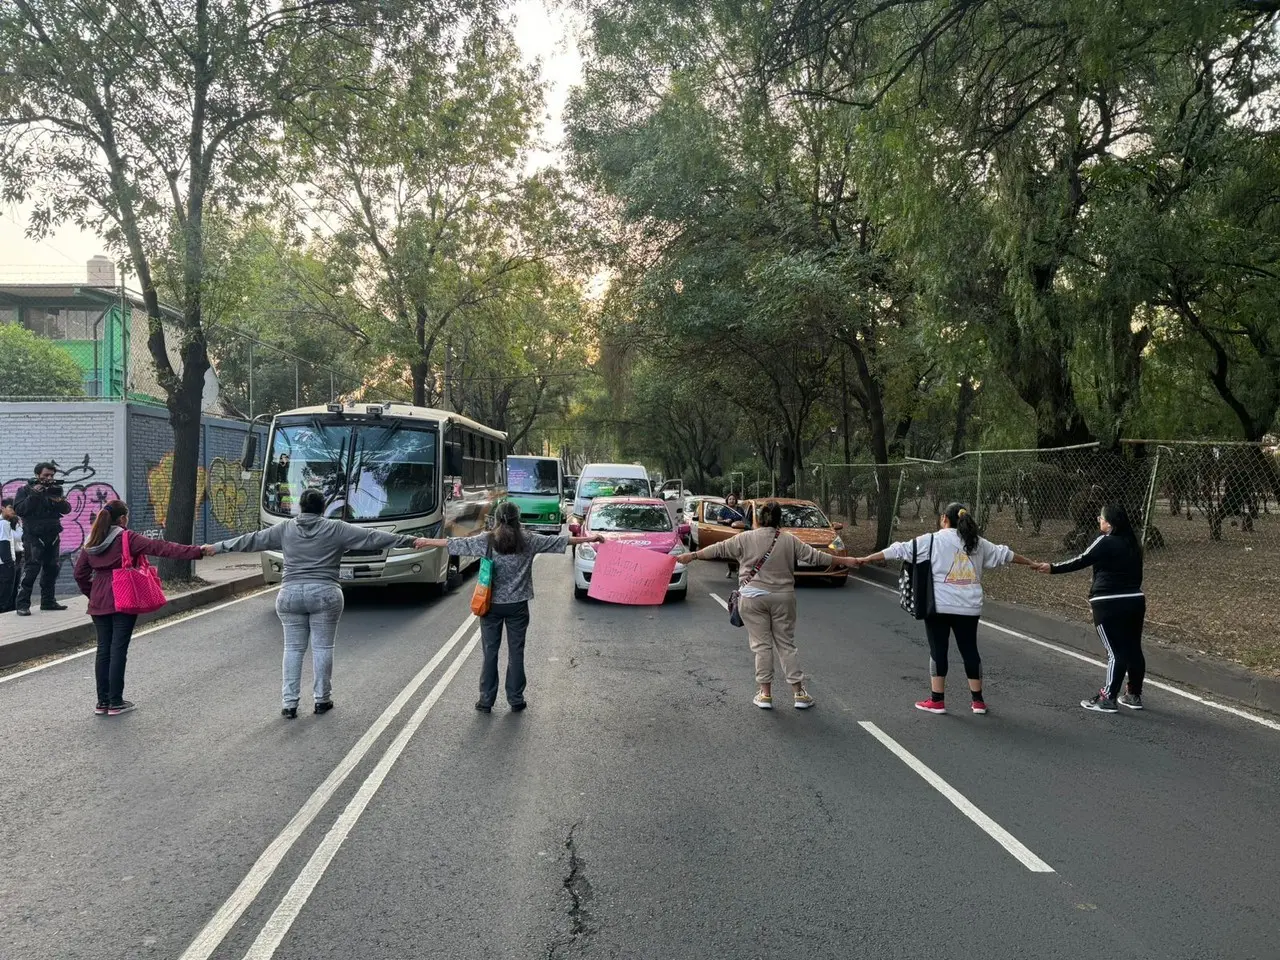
[339,567,355,581]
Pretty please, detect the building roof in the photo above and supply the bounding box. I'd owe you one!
[0,283,183,322]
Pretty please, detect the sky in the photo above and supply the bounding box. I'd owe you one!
[0,0,585,286]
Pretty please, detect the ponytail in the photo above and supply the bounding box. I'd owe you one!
[85,500,128,549]
[1101,503,1140,554]
[491,500,527,555]
[944,502,980,554]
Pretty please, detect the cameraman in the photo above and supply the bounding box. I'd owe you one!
[14,462,72,616]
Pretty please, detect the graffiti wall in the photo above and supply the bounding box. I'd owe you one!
[0,401,266,597]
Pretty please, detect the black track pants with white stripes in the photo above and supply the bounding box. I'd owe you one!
[1094,597,1146,700]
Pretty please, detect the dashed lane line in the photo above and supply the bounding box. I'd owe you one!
[853,575,1280,733]
[859,721,1055,873]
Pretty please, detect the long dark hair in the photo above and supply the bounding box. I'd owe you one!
[86,500,129,549]
[1102,503,1140,552]
[944,502,981,554]
[757,501,782,528]
[490,501,526,555]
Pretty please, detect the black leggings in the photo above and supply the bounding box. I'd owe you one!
[924,614,982,680]
[1095,599,1146,699]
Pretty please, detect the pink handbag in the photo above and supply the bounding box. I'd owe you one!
[112,531,168,615]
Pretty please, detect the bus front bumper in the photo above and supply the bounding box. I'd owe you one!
[260,548,450,586]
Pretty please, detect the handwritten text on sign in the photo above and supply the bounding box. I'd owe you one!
[587,541,678,605]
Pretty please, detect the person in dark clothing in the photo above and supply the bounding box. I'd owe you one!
[73,500,205,716]
[419,501,602,713]
[1038,503,1146,713]
[0,498,18,613]
[14,462,72,615]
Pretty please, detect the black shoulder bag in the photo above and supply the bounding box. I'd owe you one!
[898,533,936,620]
[729,529,780,627]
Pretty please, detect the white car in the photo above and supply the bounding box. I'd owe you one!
[570,497,690,602]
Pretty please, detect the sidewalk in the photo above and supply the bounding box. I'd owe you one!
[0,553,266,669]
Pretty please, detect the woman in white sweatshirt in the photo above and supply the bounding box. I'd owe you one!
[856,502,1038,715]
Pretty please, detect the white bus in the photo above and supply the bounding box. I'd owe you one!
[246,402,507,590]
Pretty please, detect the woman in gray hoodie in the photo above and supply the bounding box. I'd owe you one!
[207,488,433,718]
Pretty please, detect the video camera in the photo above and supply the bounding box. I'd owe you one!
[29,478,65,499]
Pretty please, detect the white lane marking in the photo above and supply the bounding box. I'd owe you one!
[179,613,476,960]
[859,721,1054,873]
[853,576,1280,733]
[0,586,281,685]
[710,592,729,610]
[243,628,482,959]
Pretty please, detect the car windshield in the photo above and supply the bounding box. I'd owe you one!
[579,477,651,499]
[508,457,560,495]
[779,504,831,529]
[588,504,673,532]
[264,418,438,521]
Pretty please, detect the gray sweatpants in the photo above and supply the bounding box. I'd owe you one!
[275,582,344,708]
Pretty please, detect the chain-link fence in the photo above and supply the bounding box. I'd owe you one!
[800,441,1280,673]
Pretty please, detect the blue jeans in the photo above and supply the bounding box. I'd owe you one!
[275,583,344,709]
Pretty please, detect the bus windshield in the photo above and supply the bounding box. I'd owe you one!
[263,418,439,521]
[508,457,561,496]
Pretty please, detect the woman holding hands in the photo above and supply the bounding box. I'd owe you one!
[855,502,1038,715]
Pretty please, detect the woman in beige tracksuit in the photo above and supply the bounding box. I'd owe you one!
[681,501,860,710]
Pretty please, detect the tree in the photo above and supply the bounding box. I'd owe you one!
[291,15,559,408]
[0,323,84,399]
[0,0,442,573]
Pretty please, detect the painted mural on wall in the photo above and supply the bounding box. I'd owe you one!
[145,451,206,532]
[1,455,120,554]
[207,457,261,534]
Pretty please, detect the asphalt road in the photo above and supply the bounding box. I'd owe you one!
[2,552,1278,960]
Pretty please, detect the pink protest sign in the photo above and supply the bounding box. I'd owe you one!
[588,541,677,605]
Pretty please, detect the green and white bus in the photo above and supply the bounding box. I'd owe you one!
[247,402,507,589]
[505,455,565,534]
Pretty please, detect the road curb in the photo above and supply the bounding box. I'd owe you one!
[0,572,267,670]
[855,564,1280,717]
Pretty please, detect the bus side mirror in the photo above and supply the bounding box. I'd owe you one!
[240,433,258,471]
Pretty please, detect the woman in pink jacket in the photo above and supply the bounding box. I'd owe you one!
[73,500,203,716]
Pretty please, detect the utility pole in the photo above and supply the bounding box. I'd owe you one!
[442,340,453,411]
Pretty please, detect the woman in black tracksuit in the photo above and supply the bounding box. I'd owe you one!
[1038,503,1145,713]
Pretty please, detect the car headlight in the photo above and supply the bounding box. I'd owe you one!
[578,544,597,561]
[669,544,689,558]
[830,536,845,551]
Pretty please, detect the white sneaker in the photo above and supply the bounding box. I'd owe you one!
[753,692,773,709]
[793,690,815,710]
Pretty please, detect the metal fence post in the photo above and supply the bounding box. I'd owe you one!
[974,451,984,520]
[1140,446,1164,548]
[891,466,907,531]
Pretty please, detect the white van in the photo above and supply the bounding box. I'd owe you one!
[572,463,652,522]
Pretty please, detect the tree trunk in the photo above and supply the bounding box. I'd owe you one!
[157,358,207,579]
[951,378,975,457]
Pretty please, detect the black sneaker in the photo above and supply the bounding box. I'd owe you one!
[94,703,109,716]
[1118,693,1144,710]
[510,701,528,712]
[16,608,30,617]
[314,701,334,715]
[282,706,298,719]
[41,602,68,612]
[1081,693,1119,713]
[107,701,136,716]
[475,701,493,713]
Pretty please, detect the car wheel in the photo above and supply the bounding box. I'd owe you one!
[574,585,589,601]
[667,588,688,603]
[828,575,848,588]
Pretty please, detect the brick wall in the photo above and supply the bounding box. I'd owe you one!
[0,402,128,597]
